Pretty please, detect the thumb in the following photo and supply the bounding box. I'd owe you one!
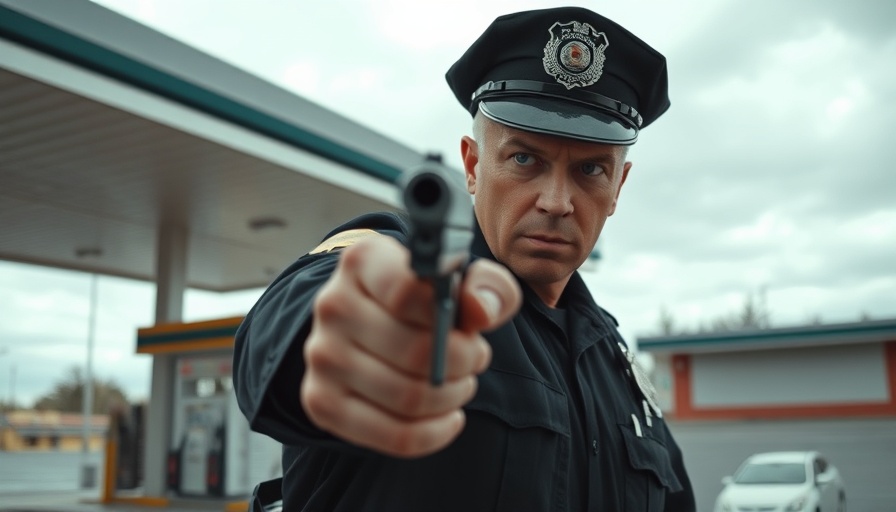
[457,259,522,333]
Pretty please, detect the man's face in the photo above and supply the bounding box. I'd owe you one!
[461,116,631,304]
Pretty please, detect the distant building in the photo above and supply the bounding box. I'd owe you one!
[0,409,107,451]
[638,318,896,420]
[639,318,896,510]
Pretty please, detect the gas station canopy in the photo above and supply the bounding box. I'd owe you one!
[0,0,424,292]
[0,1,437,501]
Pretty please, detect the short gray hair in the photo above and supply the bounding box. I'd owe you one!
[473,111,631,162]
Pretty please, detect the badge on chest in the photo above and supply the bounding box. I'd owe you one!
[616,342,662,418]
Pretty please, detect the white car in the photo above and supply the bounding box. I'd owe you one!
[714,451,846,512]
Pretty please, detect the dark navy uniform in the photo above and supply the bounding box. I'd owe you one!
[234,212,696,511]
[234,6,696,511]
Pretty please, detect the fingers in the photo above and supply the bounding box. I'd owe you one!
[315,242,490,380]
[342,235,434,327]
[300,234,521,458]
[457,258,523,333]
[301,372,466,458]
[341,235,521,334]
[305,328,479,419]
[304,274,478,457]
[343,236,521,332]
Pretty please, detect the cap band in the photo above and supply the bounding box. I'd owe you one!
[472,79,643,129]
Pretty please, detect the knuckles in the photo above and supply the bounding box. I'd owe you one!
[393,380,431,418]
[379,417,456,459]
[382,424,425,458]
[402,330,435,375]
[303,333,341,375]
[313,279,353,325]
[300,372,341,431]
[336,240,368,274]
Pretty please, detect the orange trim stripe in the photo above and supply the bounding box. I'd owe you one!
[137,316,244,336]
[136,337,236,354]
[676,401,896,421]
[101,437,117,503]
[104,496,170,507]
[671,354,693,420]
[226,501,250,512]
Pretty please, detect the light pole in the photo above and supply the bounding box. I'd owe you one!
[0,348,15,453]
[0,347,6,406]
[74,242,102,489]
[8,364,14,411]
[0,347,11,410]
[0,347,6,452]
[80,272,98,487]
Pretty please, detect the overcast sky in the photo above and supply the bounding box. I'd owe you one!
[1,0,894,407]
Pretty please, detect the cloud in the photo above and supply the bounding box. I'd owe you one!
[580,0,896,337]
[4,0,889,388]
[0,261,263,406]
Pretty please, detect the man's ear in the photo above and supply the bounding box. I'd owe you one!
[460,135,479,194]
[608,161,632,216]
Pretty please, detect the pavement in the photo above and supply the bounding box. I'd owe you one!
[0,490,244,512]
[0,451,248,512]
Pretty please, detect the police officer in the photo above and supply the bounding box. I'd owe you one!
[234,6,696,511]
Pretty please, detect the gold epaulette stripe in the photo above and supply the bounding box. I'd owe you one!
[309,228,379,255]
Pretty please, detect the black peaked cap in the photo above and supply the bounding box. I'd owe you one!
[446,6,670,144]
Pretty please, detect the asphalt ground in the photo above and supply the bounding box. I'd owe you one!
[3,420,895,512]
[0,451,239,512]
[669,418,896,512]
[0,491,236,512]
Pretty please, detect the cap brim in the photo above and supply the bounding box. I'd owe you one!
[479,98,638,145]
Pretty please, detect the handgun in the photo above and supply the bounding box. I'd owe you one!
[398,153,474,386]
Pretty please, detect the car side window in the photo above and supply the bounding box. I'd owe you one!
[815,457,828,475]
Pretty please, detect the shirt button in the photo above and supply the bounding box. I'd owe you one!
[592,439,598,456]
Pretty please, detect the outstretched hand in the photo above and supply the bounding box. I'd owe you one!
[300,235,521,458]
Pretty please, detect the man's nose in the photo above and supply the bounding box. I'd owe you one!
[535,172,574,216]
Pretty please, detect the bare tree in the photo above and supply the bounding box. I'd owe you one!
[33,366,129,413]
[657,305,677,335]
[654,289,772,335]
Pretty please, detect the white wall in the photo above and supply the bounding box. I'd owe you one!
[691,343,889,407]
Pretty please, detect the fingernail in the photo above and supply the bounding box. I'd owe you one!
[475,288,501,322]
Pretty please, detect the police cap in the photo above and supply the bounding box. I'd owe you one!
[446,6,670,145]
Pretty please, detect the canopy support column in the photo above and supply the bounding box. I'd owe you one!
[142,224,188,496]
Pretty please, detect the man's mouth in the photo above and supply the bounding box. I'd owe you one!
[523,234,572,247]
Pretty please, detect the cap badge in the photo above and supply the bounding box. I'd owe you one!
[543,21,608,90]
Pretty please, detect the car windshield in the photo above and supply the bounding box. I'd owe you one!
[734,462,806,484]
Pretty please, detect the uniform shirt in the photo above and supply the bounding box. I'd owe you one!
[233,211,696,512]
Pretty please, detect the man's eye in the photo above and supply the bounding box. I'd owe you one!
[513,153,535,165]
[581,163,603,176]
